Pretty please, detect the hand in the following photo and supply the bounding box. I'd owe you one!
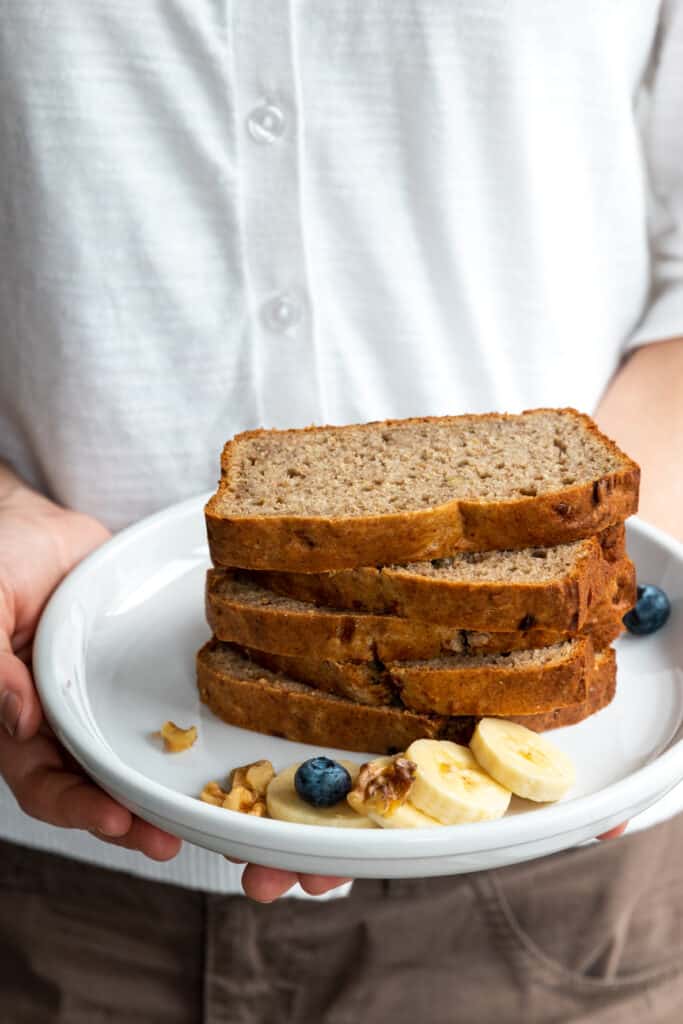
[0,468,181,861]
[0,469,345,882]
[597,823,628,840]
[226,858,351,902]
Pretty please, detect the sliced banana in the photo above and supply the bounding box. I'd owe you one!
[266,760,376,828]
[470,718,576,803]
[406,739,511,824]
[367,802,440,829]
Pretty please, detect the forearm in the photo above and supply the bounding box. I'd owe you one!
[595,337,683,541]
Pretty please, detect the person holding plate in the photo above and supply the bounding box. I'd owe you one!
[1,2,682,1021]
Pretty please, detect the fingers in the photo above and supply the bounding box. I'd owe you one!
[0,644,43,741]
[240,863,352,902]
[597,822,628,840]
[298,874,352,896]
[1,727,131,832]
[0,688,21,737]
[0,728,182,861]
[241,864,300,902]
[90,820,183,861]
[12,642,32,667]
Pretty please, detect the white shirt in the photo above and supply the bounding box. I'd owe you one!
[1,0,682,891]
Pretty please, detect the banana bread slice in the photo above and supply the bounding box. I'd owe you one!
[243,638,592,716]
[205,410,639,571]
[248,530,622,631]
[510,647,616,731]
[206,562,634,663]
[386,640,592,716]
[197,641,616,754]
[241,648,396,707]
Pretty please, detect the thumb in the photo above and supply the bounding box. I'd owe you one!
[0,634,43,741]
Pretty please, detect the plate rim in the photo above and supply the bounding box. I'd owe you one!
[33,496,683,862]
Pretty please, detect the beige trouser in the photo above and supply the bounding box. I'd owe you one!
[2,818,683,1023]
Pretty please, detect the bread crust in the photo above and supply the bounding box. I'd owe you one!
[244,639,592,716]
[197,639,446,754]
[242,647,396,707]
[598,522,627,563]
[197,641,616,754]
[250,533,621,632]
[205,410,639,571]
[509,647,616,731]
[206,560,634,662]
[387,640,592,716]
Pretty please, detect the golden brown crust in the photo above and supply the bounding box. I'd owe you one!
[206,561,633,662]
[205,411,639,571]
[245,639,592,717]
[243,647,395,707]
[389,639,593,716]
[206,567,450,661]
[598,523,627,563]
[509,647,616,731]
[197,640,447,754]
[197,641,617,754]
[251,537,612,632]
[251,528,627,632]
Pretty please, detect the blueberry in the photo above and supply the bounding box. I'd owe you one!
[623,584,671,636]
[294,757,352,808]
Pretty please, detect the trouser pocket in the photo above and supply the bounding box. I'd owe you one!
[478,818,683,1020]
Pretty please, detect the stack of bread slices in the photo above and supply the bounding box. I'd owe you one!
[197,409,640,754]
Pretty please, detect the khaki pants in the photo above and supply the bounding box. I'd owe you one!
[2,819,683,1023]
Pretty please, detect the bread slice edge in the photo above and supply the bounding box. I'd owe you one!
[206,410,639,571]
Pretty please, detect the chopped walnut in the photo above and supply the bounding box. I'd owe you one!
[348,755,417,816]
[223,784,267,816]
[199,781,229,806]
[463,632,492,649]
[199,759,274,817]
[158,721,197,753]
[229,759,275,796]
[222,784,254,811]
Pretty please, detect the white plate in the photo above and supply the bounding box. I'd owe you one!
[33,496,683,878]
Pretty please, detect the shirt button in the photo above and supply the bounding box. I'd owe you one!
[247,103,286,143]
[261,294,302,333]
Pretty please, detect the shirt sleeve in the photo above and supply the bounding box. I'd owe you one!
[626,0,683,352]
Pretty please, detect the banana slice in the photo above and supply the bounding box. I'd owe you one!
[406,739,511,824]
[367,802,441,829]
[470,718,576,803]
[266,760,376,827]
[347,756,439,828]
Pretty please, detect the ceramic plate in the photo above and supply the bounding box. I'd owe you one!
[33,496,683,877]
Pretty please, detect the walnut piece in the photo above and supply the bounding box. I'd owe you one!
[348,755,417,815]
[199,781,229,806]
[199,759,274,817]
[159,721,197,753]
[230,759,275,796]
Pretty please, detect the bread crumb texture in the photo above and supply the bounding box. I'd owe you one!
[223,412,625,517]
